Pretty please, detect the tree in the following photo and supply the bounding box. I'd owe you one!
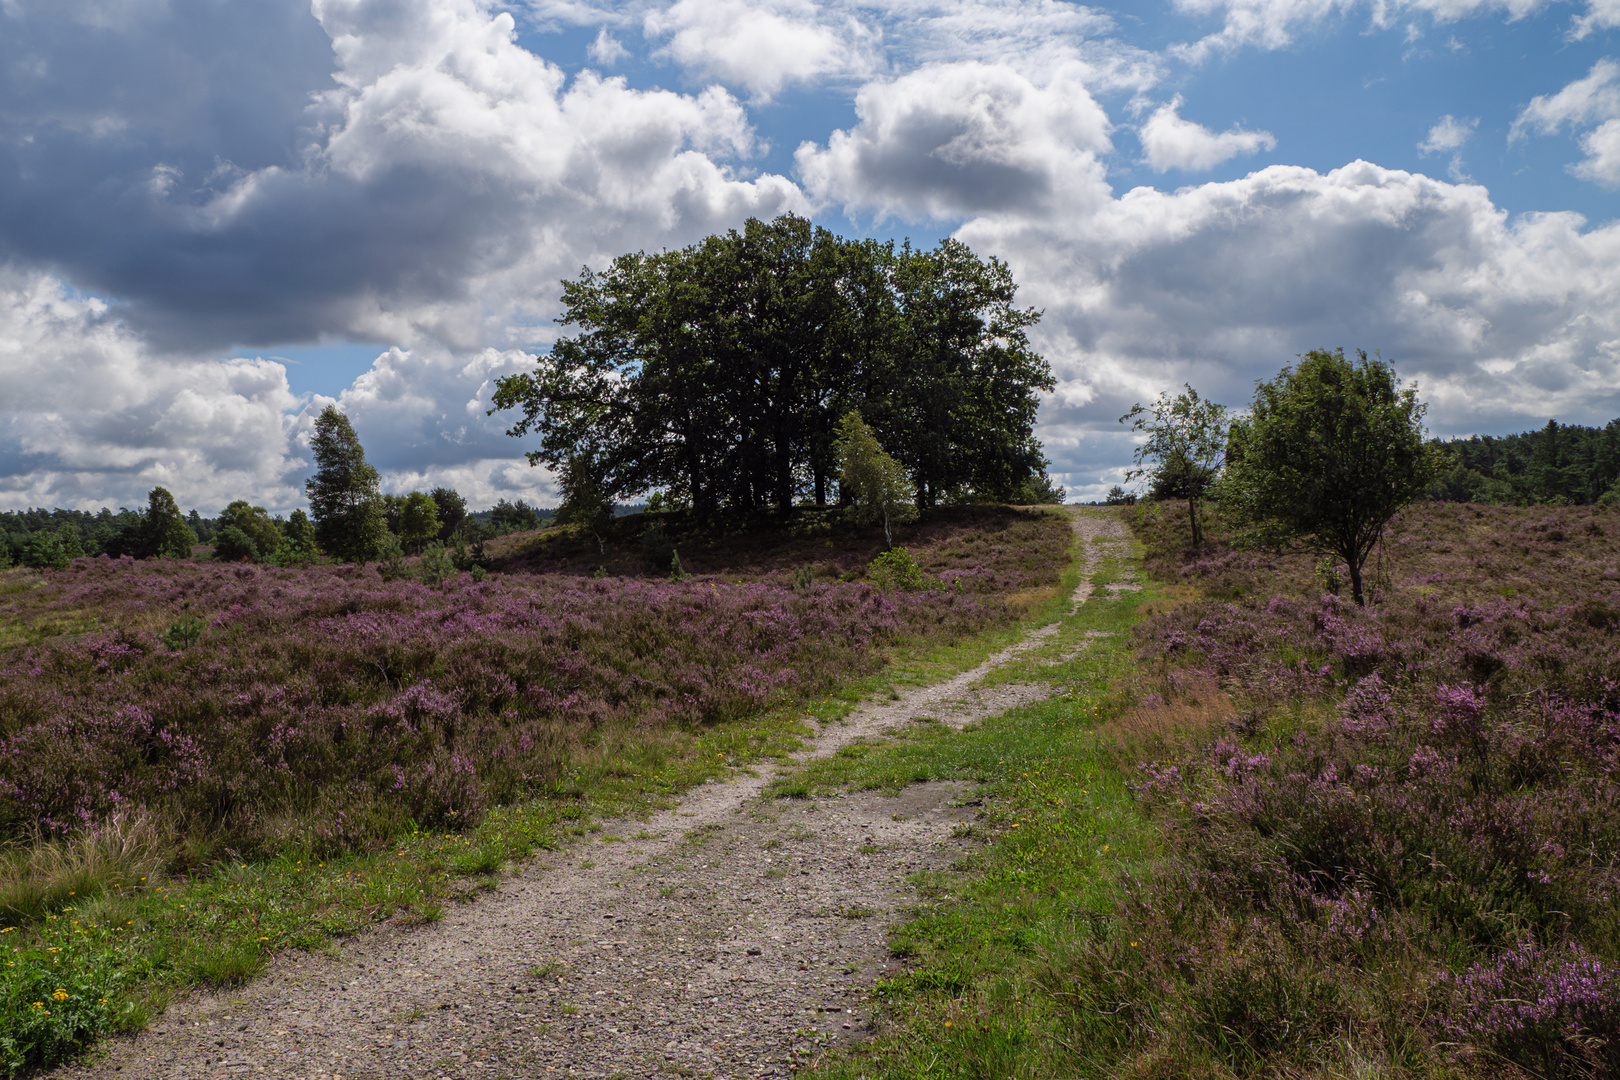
[876,239,1053,506]
[553,453,613,554]
[1120,385,1227,551]
[835,411,916,548]
[1220,349,1434,605]
[398,491,441,554]
[218,500,281,559]
[282,509,319,562]
[429,486,467,542]
[490,215,1054,520]
[212,525,259,562]
[143,487,198,559]
[306,406,388,564]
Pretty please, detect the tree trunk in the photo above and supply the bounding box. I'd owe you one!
[1347,555,1366,606]
[1187,496,1202,550]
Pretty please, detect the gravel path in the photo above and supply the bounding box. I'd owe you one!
[62,510,1126,1080]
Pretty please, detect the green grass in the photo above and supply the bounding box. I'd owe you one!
[790,518,1188,1080]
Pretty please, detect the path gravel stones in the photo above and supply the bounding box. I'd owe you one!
[61,510,1126,1080]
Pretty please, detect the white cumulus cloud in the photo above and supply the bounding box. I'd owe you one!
[795,60,1113,221]
[1512,59,1620,188]
[644,0,873,101]
[1139,96,1276,172]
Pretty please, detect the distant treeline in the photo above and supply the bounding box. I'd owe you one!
[1428,418,1620,506]
[0,494,556,570]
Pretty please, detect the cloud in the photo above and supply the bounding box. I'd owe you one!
[0,268,309,513]
[795,61,1113,221]
[586,27,628,65]
[1169,0,1570,60]
[644,0,873,101]
[1139,96,1276,172]
[0,0,803,352]
[1571,0,1620,37]
[1511,58,1620,138]
[952,161,1620,499]
[1511,60,1620,187]
[1418,114,1477,180]
[1419,114,1477,154]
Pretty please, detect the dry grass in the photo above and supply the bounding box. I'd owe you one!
[0,812,173,925]
[1100,671,1233,743]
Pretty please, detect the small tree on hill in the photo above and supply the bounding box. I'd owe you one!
[143,487,198,559]
[307,406,388,564]
[554,453,612,554]
[836,411,916,548]
[1220,349,1434,605]
[1121,385,1227,551]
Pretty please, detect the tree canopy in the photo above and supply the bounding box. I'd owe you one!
[306,406,387,564]
[1220,349,1433,605]
[490,214,1054,519]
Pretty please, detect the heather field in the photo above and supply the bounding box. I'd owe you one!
[0,505,1068,1072]
[804,501,1620,1080]
[1118,500,1620,1076]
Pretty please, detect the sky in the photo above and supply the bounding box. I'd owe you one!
[1,0,1617,513]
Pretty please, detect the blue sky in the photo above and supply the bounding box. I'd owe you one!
[1,0,1617,512]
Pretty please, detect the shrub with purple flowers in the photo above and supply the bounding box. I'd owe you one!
[0,508,1069,859]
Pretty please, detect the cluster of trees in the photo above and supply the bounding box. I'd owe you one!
[1124,349,1432,605]
[1427,419,1620,506]
[492,214,1062,521]
[1,408,552,570]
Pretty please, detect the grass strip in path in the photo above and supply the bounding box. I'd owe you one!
[797,511,1177,1080]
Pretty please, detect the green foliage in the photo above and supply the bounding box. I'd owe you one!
[398,491,441,554]
[1104,484,1135,506]
[836,410,917,548]
[866,547,943,592]
[141,488,197,560]
[161,613,206,651]
[1121,384,1227,550]
[374,531,408,581]
[1220,349,1434,604]
[306,406,387,564]
[428,486,466,542]
[553,454,612,554]
[20,532,69,571]
[210,525,258,562]
[1014,471,1066,505]
[279,509,318,564]
[216,501,280,559]
[1428,416,1620,506]
[490,214,1053,518]
[641,521,675,570]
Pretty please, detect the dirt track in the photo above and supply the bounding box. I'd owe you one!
[62,509,1127,1080]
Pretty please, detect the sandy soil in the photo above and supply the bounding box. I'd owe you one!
[60,509,1127,1080]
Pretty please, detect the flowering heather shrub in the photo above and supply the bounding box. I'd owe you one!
[1116,501,1620,1073]
[0,509,1068,856]
[1431,941,1620,1077]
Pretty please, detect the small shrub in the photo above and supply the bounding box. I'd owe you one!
[868,547,942,592]
[642,522,675,571]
